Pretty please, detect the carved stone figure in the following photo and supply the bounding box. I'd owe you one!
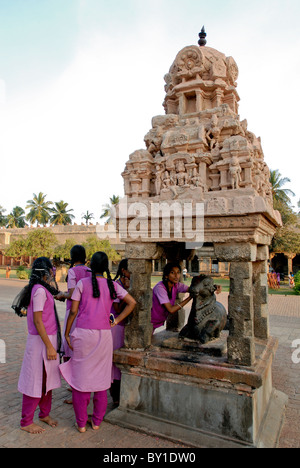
[179,275,227,344]
[206,115,221,149]
[155,163,164,195]
[229,155,242,189]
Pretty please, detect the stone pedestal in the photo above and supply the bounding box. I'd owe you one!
[105,335,287,448]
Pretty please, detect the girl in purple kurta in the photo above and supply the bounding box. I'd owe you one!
[56,245,91,360]
[17,257,63,434]
[59,251,136,433]
[151,263,192,332]
[110,259,131,406]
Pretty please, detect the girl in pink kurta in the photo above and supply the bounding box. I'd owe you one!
[59,251,136,433]
[110,259,131,406]
[56,245,91,360]
[151,263,192,332]
[16,257,62,434]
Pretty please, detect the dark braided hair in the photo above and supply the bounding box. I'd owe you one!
[66,245,86,282]
[11,257,63,355]
[16,257,60,311]
[114,258,128,281]
[162,262,182,299]
[90,252,117,300]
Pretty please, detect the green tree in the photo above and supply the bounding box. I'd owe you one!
[82,211,94,226]
[270,169,295,206]
[82,236,121,262]
[26,192,53,226]
[54,238,77,260]
[6,206,27,228]
[50,201,75,225]
[25,229,57,257]
[100,195,120,224]
[5,238,27,262]
[271,225,300,255]
[0,205,7,227]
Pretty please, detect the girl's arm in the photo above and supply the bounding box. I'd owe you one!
[64,300,80,350]
[163,294,192,315]
[33,312,57,361]
[111,294,136,327]
[55,288,75,301]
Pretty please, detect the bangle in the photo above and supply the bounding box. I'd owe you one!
[178,304,182,309]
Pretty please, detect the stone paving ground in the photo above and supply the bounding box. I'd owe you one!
[0,278,300,449]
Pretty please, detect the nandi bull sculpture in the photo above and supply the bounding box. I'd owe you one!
[179,275,227,344]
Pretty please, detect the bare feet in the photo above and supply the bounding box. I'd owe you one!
[75,423,87,433]
[63,398,73,405]
[87,418,100,431]
[21,423,45,434]
[39,416,58,428]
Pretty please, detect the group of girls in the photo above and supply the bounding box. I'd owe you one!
[16,247,193,434]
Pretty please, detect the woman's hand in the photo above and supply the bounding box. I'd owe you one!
[54,292,66,302]
[46,344,58,361]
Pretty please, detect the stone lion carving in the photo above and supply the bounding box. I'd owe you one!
[179,275,227,344]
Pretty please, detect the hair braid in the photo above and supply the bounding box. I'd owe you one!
[91,270,100,298]
[106,268,117,300]
[114,258,128,281]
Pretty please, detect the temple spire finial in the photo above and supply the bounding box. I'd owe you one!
[198,26,207,47]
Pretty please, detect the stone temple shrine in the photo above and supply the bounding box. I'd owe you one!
[106,29,287,448]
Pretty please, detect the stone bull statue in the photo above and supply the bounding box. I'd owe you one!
[179,275,227,344]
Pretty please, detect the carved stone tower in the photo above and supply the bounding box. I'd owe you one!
[107,31,287,448]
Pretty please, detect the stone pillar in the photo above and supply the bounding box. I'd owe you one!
[253,246,270,340]
[228,261,255,366]
[215,243,257,367]
[124,242,161,350]
[286,253,296,274]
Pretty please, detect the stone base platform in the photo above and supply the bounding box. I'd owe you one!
[105,333,288,448]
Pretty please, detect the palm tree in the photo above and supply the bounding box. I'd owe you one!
[82,210,94,226]
[100,195,120,224]
[6,206,27,228]
[26,192,53,226]
[270,170,295,206]
[50,201,75,225]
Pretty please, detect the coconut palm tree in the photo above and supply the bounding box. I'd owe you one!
[26,192,53,226]
[270,170,295,206]
[100,195,120,224]
[50,201,75,225]
[82,210,94,226]
[6,206,27,228]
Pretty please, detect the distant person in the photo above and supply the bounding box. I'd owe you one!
[277,272,280,286]
[182,267,187,281]
[60,252,136,433]
[289,272,295,288]
[6,266,11,278]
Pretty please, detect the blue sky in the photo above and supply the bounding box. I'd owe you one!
[0,0,299,223]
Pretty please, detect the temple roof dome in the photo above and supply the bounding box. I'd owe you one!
[165,45,239,91]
